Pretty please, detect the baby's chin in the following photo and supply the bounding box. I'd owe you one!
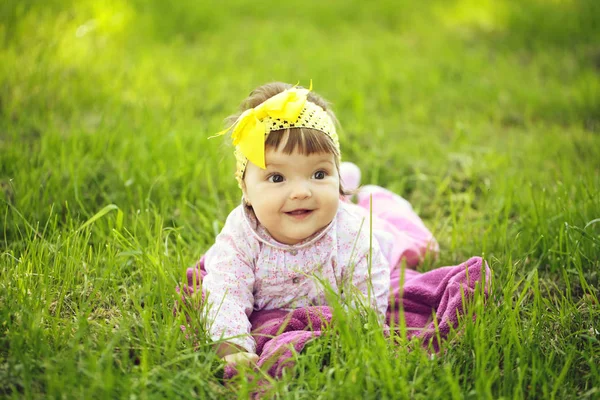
[282,223,334,245]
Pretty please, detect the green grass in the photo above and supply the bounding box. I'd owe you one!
[1,0,599,398]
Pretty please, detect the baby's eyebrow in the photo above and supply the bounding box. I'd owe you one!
[265,157,334,167]
[265,162,285,167]
[314,159,334,166]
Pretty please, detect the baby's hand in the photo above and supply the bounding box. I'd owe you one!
[223,351,259,367]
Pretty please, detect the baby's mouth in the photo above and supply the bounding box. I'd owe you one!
[285,209,313,218]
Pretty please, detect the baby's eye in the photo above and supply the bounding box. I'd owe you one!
[268,174,284,183]
[313,170,327,180]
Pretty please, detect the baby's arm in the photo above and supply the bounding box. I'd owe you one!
[348,235,391,319]
[202,210,257,357]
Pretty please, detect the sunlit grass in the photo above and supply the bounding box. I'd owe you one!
[1,0,599,398]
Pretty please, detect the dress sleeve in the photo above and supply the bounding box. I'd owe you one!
[202,208,257,353]
[348,230,391,320]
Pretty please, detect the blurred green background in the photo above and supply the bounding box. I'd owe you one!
[1,0,599,398]
[2,0,599,262]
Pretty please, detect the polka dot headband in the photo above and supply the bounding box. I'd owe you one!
[212,83,339,188]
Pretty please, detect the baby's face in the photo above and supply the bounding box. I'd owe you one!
[243,147,340,245]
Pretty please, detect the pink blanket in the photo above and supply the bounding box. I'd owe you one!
[180,255,490,379]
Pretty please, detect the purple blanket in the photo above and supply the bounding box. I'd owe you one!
[179,256,490,379]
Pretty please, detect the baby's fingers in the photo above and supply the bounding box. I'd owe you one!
[223,352,258,367]
[246,353,259,365]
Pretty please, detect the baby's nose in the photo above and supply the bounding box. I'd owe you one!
[290,181,312,199]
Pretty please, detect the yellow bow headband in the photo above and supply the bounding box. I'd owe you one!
[213,83,339,187]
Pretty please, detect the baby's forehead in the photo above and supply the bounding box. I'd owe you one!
[264,147,336,165]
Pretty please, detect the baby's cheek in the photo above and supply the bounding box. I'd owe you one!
[324,195,340,219]
[252,201,274,226]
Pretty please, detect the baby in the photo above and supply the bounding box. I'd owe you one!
[202,82,437,366]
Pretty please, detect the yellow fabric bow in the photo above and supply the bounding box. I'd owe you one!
[213,84,311,169]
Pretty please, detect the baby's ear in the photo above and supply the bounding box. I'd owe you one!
[240,182,252,206]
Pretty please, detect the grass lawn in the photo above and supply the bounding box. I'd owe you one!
[1,0,599,398]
